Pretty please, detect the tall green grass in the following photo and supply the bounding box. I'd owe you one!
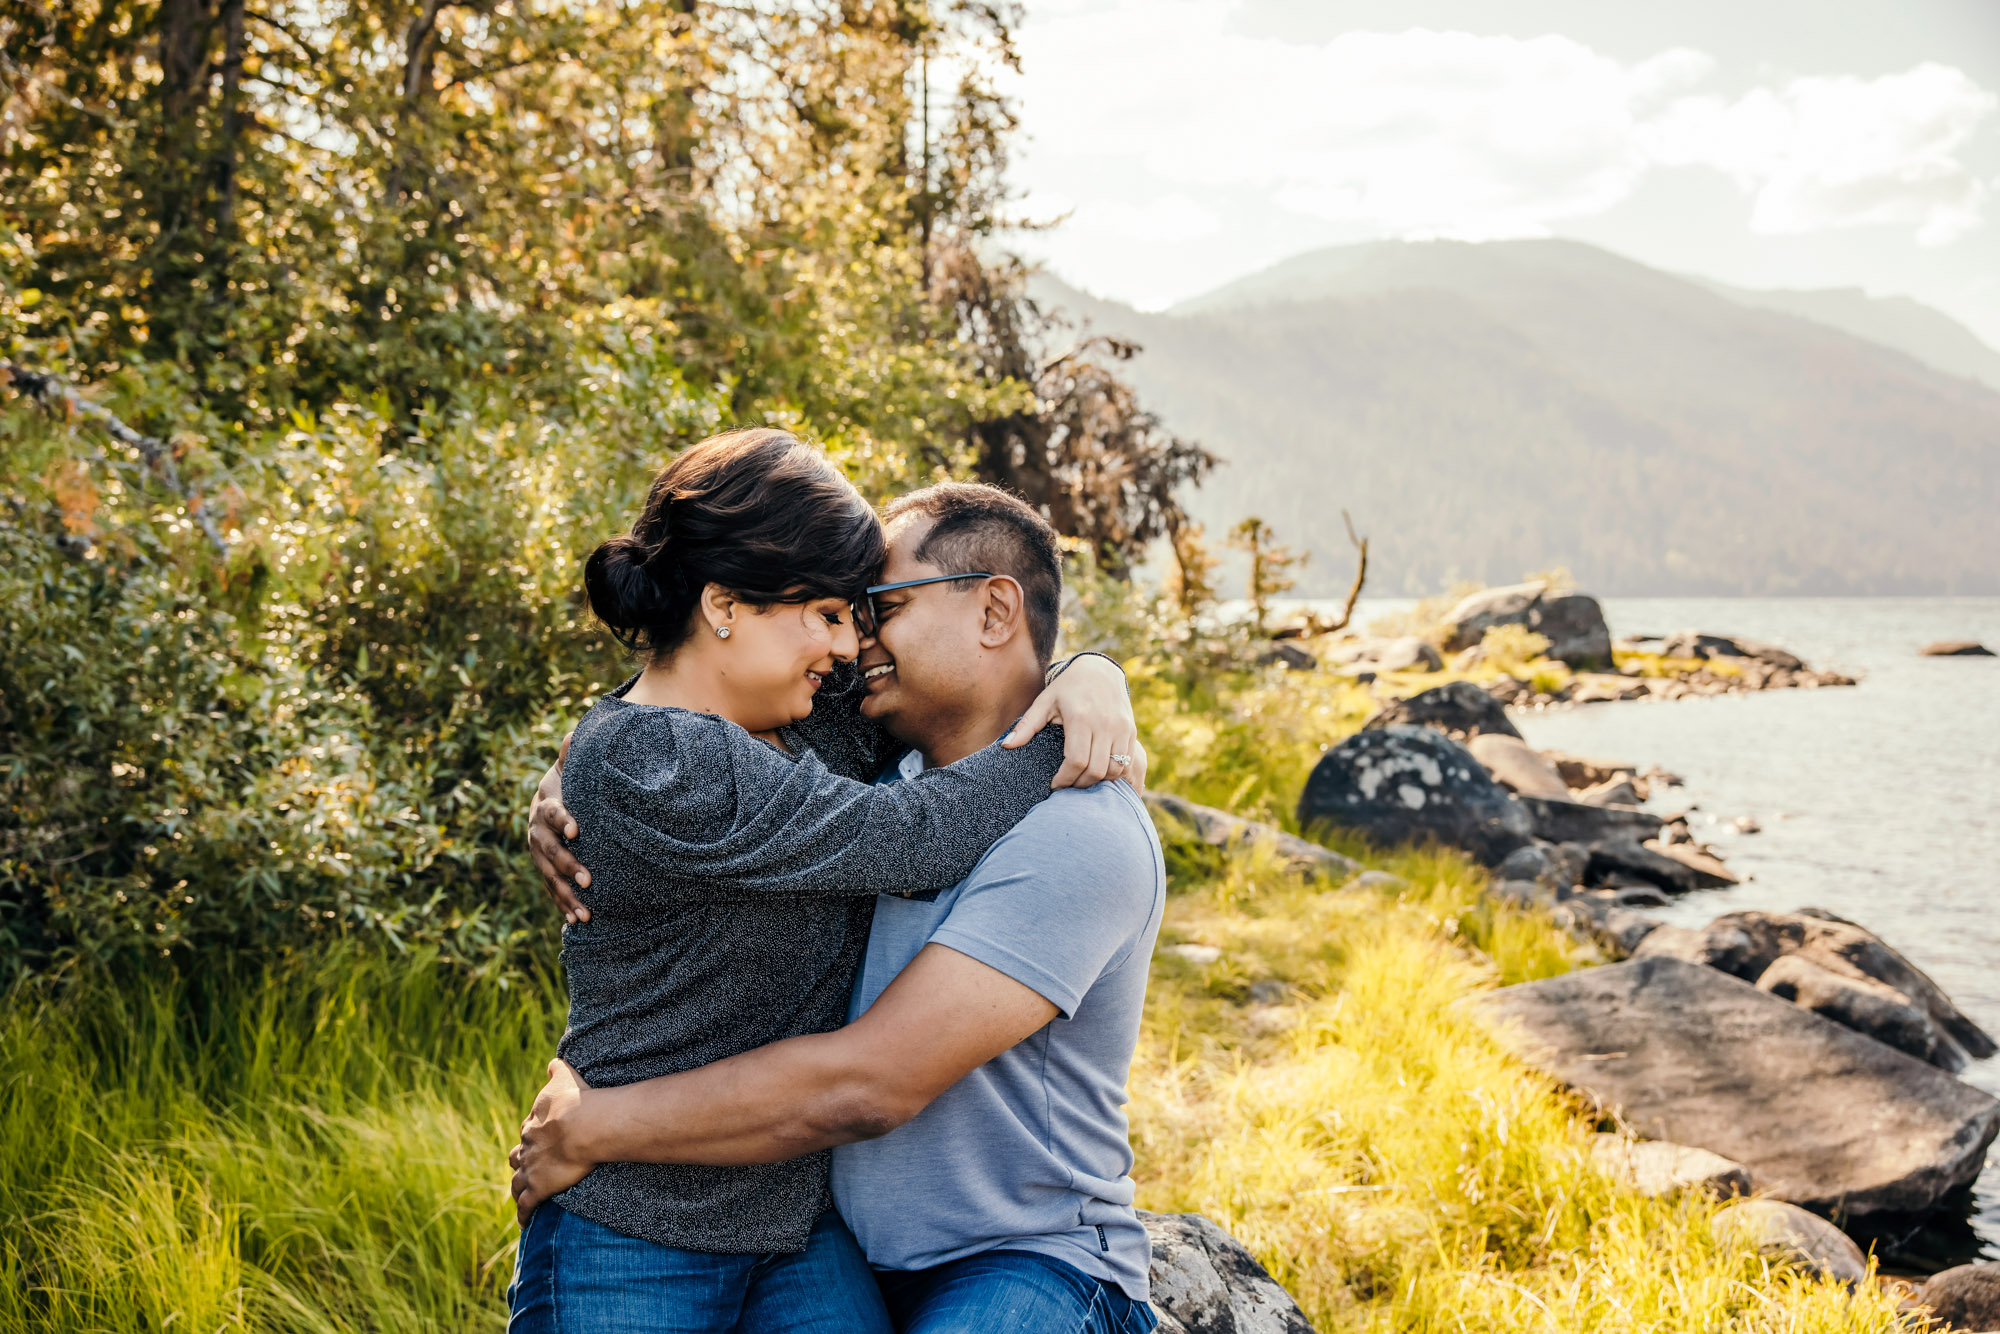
[0,949,559,1332]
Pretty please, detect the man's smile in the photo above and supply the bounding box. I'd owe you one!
[862,660,896,686]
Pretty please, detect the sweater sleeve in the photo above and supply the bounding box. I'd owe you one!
[591,708,1064,901]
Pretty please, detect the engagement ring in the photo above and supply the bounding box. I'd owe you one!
[1109,753,1132,767]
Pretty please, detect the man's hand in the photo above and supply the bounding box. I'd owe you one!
[528,732,593,924]
[510,1058,596,1223]
[1002,654,1147,792]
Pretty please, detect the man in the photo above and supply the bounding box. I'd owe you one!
[517,483,1165,1333]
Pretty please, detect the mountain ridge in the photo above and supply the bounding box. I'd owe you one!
[1033,239,2000,596]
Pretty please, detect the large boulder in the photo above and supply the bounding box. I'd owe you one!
[1465,734,1571,800]
[1360,681,1520,741]
[1710,1200,1870,1285]
[1441,582,1614,668]
[1140,1211,1317,1334]
[1146,792,1361,880]
[1660,631,1805,671]
[1629,910,1995,1068]
[1757,953,1964,1072]
[1298,727,1533,866]
[1920,640,1996,657]
[1919,1263,2000,1331]
[1480,957,2000,1217]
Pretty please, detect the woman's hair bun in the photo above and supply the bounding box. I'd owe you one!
[583,533,676,645]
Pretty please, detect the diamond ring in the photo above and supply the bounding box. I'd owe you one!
[1109,753,1132,767]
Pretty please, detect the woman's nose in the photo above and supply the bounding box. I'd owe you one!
[831,618,860,661]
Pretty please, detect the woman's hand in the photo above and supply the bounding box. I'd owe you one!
[1002,653,1146,791]
[528,733,593,923]
[510,1058,598,1224]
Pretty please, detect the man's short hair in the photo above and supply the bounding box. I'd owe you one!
[883,482,1063,665]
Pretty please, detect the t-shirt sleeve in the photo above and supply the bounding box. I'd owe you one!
[591,707,1066,901]
[925,790,1163,1018]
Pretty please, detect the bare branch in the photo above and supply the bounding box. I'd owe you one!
[1,363,229,556]
[1320,509,1369,634]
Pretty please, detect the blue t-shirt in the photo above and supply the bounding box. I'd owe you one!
[830,753,1166,1300]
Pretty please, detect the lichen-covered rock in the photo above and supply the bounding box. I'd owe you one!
[1298,726,1533,866]
[1139,1211,1317,1334]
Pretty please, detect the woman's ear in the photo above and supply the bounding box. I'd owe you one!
[698,583,737,636]
[978,575,1026,649]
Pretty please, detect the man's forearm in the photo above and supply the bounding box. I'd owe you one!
[575,1031,911,1168]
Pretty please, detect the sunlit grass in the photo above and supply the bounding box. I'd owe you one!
[1129,839,1908,1332]
[0,846,1910,1332]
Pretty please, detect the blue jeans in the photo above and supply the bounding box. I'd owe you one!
[875,1250,1156,1334]
[508,1203,893,1334]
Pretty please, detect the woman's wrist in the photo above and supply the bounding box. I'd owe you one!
[1045,650,1127,690]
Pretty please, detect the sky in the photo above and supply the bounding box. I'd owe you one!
[1000,0,2000,347]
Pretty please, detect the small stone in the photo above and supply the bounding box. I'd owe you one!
[1342,869,1407,892]
[1168,943,1223,966]
[1918,640,1996,657]
[1918,1263,2000,1331]
[1733,816,1762,835]
[1248,979,1288,1004]
[1589,1134,1751,1198]
[1711,1199,1869,1285]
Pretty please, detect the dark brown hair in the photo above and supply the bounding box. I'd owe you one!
[586,428,884,659]
[882,482,1063,665]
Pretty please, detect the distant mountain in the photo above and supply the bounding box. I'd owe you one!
[1035,239,2000,596]
[1689,281,2000,391]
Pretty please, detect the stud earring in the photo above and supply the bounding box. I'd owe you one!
[715,625,731,639]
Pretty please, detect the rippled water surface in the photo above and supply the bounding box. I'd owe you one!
[1496,598,2000,1263]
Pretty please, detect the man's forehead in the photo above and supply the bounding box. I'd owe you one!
[880,513,942,581]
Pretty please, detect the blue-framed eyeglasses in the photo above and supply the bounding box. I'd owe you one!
[851,572,993,637]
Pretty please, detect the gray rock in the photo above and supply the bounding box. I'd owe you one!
[1496,841,1575,890]
[1341,869,1408,892]
[1550,895,1659,958]
[1919,640,1996,657]
[1660,631,1806,671]
[1298,727,1533,867]
[1326,636,1444,673]
[1147,793,1361,880]
[1584,839,1700,895]
[1442,582,1615,668]
[1710,1200,1869,1285]
[1360,681,1521,741]
[1257,643,1318,671]
[1491,879,1557,910]
[1589,1134,1751,1199]
[1575,776,1642,807]
[1516,796,1664,846]
[1641,839,1740,888]
[1637,910,1996,1063]
[1918,1263,2000,1330]
[1757,953,1967,1072]
[1541,750,1640,790]
[1466,734,1571,800]
[1480,957,2000,1216]
[1139,1211,1318,1334]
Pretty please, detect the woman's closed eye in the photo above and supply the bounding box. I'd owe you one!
[820,609,846,627]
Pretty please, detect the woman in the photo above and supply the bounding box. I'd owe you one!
[507,428,1138,1334]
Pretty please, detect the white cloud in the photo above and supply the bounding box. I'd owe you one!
[1010,1,1996,247]
[1640,64,1996,245]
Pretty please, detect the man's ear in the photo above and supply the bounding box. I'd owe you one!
[977,575,1026,649]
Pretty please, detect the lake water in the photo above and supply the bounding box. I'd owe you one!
[1324,596,2000,1266]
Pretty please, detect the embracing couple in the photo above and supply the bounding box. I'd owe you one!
[504,427,1165,1334]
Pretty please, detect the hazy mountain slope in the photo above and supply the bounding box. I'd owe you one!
[1035,240,2000,596]
[1692,282,2000,390]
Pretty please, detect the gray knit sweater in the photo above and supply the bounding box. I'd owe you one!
[551,665,1064,1254]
